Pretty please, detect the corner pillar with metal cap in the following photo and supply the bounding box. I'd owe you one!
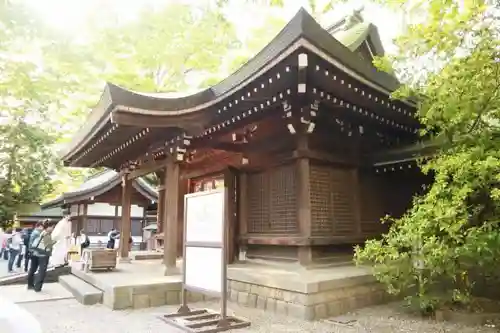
[287,52,319,266]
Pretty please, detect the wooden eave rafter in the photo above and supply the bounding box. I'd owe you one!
[61,8,420,169]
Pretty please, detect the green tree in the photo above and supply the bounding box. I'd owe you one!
[353,1,500,312]
[90,2,239,92]
[0,0,67,226]
[0,1,240,226]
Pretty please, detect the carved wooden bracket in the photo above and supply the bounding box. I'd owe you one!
[165,133,192,162]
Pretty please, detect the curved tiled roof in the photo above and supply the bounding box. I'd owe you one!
[17,207,64,222]
[61,8,411,164]
[41,170,157,209]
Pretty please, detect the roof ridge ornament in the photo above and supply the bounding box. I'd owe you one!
[343,5,365,31]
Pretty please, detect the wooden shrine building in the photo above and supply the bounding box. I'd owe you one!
[42,170,157,243]
[60,9,429,272]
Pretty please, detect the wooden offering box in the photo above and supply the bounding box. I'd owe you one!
[82,248,117,272]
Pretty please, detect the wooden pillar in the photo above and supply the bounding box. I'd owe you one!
[119,176,132,261]
[177,179,188,258]
[163,158,180,275]
[81,203,88,234]
[224,168,237,264]
[157,185,165,235]
[238,172,248,261]
[296,133,312,266]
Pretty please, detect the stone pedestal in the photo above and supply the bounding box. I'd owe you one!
[118,257,132,264]
[164,265,181,276]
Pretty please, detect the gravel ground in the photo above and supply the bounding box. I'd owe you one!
[20,296,499,333]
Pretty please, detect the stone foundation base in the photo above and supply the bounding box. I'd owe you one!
[226,263,392,320]
[228,279,389,320]
[105,285,211,310]
[71,261,389,319]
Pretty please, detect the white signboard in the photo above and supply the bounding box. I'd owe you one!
[185,190,224,244]
[185,247,223,293]
[183,189,226,295]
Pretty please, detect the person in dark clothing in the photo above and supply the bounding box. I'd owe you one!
[16,228,30,271]
[21,226,35,272]
[27,220,56,292]
[106,228,119,249]
[79,229,90,255]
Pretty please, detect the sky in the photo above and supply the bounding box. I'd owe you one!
[24,0,404,54]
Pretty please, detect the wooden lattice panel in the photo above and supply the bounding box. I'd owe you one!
[310,165,334,235]
[247,172,269,233]
[248,164,297,234]
[269,164,297,233]
[310,164,357,237]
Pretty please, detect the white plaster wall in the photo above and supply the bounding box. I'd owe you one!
[70,205,78,216]
[87,203,116,216]
[116,205,144,218]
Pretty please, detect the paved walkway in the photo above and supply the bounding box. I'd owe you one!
[0,258,496,333]
[14,293,499,333]
[0,254,26,278]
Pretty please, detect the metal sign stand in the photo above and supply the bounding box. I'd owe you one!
[160,188,250,333]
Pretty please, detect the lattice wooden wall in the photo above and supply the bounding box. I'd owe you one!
[310,163,357,237]
[247,164,298,234]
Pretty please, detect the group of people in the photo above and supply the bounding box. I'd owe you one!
[1,219,133,292]
[1,227,32,273]
[0,220,58,292]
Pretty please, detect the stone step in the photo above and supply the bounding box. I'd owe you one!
[59,275,103,305]
[0,266,71,286]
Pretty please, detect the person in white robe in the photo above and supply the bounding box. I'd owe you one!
[49,216,72,267]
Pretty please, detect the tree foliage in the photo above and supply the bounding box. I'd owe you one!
[0,0,240,227]
[0,0,63,225]
[354,1,500,312]
[90,2,239,92]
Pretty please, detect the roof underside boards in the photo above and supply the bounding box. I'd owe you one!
[63,8,414,168]
[41,169,158,209]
